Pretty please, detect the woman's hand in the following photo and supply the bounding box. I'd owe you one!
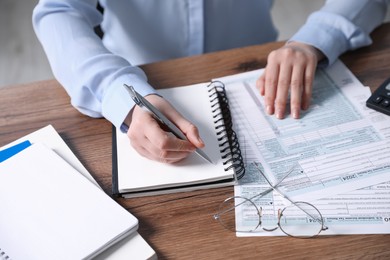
[125,94,205,164]
[257,41,324,119]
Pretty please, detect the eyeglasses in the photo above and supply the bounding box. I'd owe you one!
[213,162,328,238]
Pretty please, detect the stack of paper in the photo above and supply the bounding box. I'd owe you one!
[219,60,390,236]
[0,125,156,259]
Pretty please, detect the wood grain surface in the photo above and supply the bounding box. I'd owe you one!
[1,23,390,260]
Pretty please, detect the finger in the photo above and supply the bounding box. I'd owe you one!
[290,64,305,119]
[275,62,292,119]
[144,121,196,153]
[133,137,193,163]
[302,62,316,110]
[132,140,191,163]
[264,52,279,115]
[256,70,266,96]
[137,121,194,162]
[161,105,205,149]
[141,94,199,150]
[129,113,194,162]
[179,121,205,149]
[169,115,204,148]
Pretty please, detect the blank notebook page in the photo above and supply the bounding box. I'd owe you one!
[117,83,235,192]
[0,143,138,260]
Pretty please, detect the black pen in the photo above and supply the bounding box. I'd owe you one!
[124,84,214,164]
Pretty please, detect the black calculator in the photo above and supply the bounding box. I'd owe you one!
[366,77,390,116]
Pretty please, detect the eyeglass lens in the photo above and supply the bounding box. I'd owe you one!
[215,198,324,237]
[279,201,324,238]
[214,196,262,232]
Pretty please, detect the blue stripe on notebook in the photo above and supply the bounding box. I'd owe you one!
[0,140,32,163]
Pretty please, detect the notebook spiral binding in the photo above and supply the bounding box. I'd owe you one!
[207,81,245,180]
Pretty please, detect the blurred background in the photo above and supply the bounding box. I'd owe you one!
[1,0,388,88]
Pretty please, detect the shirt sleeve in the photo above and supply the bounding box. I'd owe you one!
[290,0,389,67]
[32,0,156,129]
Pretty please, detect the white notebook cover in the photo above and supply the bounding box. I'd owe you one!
[0,125,156,259]
[0,142,138,259]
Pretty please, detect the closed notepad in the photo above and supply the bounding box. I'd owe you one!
[113,81,245,198]
[0,143,138,260]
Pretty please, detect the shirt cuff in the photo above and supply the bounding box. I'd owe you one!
[289,12,371,67]
[101,68,156,131]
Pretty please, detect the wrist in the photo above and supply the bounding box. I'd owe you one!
[286,41,325,63]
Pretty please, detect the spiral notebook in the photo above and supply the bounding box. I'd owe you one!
[112,81,245,198]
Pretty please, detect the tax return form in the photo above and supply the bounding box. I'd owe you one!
[217,60,390,236]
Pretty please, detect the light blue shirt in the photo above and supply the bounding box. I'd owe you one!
[33,0,388,130]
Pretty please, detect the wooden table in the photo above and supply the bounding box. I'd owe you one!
[1,23,390,260]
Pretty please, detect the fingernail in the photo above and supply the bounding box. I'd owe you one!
[266,105,272,115]
[276,109,283,119]
[292,111,299,119]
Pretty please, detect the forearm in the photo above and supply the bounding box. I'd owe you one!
[32,0,156,128]
[290,0,388,66]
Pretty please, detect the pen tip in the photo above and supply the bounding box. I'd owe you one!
[203,153,215,165]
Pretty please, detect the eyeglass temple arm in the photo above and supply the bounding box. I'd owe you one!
[232,162,296,204]
[253,162,328,230]
[253,162,295,189]
[214,187,272,219]
[213,163,293,217]
[252,163,297,213]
